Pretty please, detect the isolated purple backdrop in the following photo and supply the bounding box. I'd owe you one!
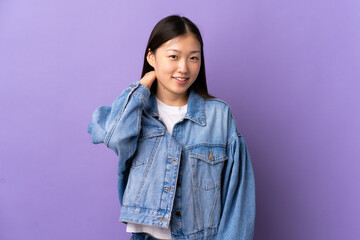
[1,0,359,239]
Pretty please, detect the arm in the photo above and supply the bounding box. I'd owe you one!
[87,72,155,205]
[216,133,256,240]
[87,81,150,158]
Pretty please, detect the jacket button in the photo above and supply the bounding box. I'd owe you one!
[176,211,181,217]
[209,151,214,160]
[157,217,166,222]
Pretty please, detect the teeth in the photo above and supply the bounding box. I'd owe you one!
[174,77,188,81]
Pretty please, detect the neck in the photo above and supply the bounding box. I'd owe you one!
[155,88,189,107]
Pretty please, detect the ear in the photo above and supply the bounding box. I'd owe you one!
[146,48,155,68]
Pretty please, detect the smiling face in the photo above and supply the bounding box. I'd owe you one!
[147,33,201,106]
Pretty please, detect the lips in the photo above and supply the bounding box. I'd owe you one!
[172,77,189,84]
[172,77,189,81]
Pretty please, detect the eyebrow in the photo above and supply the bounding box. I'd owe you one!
[166,49,201,54]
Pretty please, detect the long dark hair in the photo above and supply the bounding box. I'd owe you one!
[140,15,216,99]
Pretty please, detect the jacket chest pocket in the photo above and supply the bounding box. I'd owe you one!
[189,146,228,190]
[131,125,165,167]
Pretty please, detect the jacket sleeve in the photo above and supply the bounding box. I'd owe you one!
[87,80,151,159]
[216,133,256,240]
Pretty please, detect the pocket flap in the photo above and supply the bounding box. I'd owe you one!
[190,146,228,165]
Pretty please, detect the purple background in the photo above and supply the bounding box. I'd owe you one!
[1,1,359,239]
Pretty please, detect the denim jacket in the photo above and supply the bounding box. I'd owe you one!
[87,81,256,240]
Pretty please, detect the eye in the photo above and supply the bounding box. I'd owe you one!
[169,55,178,59]
[191,56,199,61]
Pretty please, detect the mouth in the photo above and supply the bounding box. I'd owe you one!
[172,77,189,84]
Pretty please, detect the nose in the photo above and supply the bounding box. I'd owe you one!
[177,59,188,73]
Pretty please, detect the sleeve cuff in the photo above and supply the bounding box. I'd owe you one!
[130,81,151,104]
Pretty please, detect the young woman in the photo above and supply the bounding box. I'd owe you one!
[88,15,255,240]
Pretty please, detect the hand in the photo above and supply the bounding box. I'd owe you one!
[139,71,156,90]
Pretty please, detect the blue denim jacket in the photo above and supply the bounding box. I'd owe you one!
[88,81,256,240]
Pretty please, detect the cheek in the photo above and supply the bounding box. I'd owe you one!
[190,64,201,75]
[156,60,176,72]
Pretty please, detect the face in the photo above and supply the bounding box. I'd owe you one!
[147,33,201,103]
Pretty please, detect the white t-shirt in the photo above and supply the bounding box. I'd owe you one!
[126,96,188,240]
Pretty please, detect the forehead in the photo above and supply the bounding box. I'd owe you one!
[160,34,201,52]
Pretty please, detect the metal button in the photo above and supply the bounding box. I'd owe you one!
[176,211,181,217]
[164,187,173,191]
[209,151,214,160]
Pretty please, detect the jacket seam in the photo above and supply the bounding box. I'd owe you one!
[183,143,226,151]
[226,132,238,147]
[104,83,149,147]
[104,87,135,147]
[208,186,221,228]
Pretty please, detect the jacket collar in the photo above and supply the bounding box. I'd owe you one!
[144,88,206,126]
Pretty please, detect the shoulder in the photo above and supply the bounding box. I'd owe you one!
[204,97,234,115]
[204,97,240,135]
